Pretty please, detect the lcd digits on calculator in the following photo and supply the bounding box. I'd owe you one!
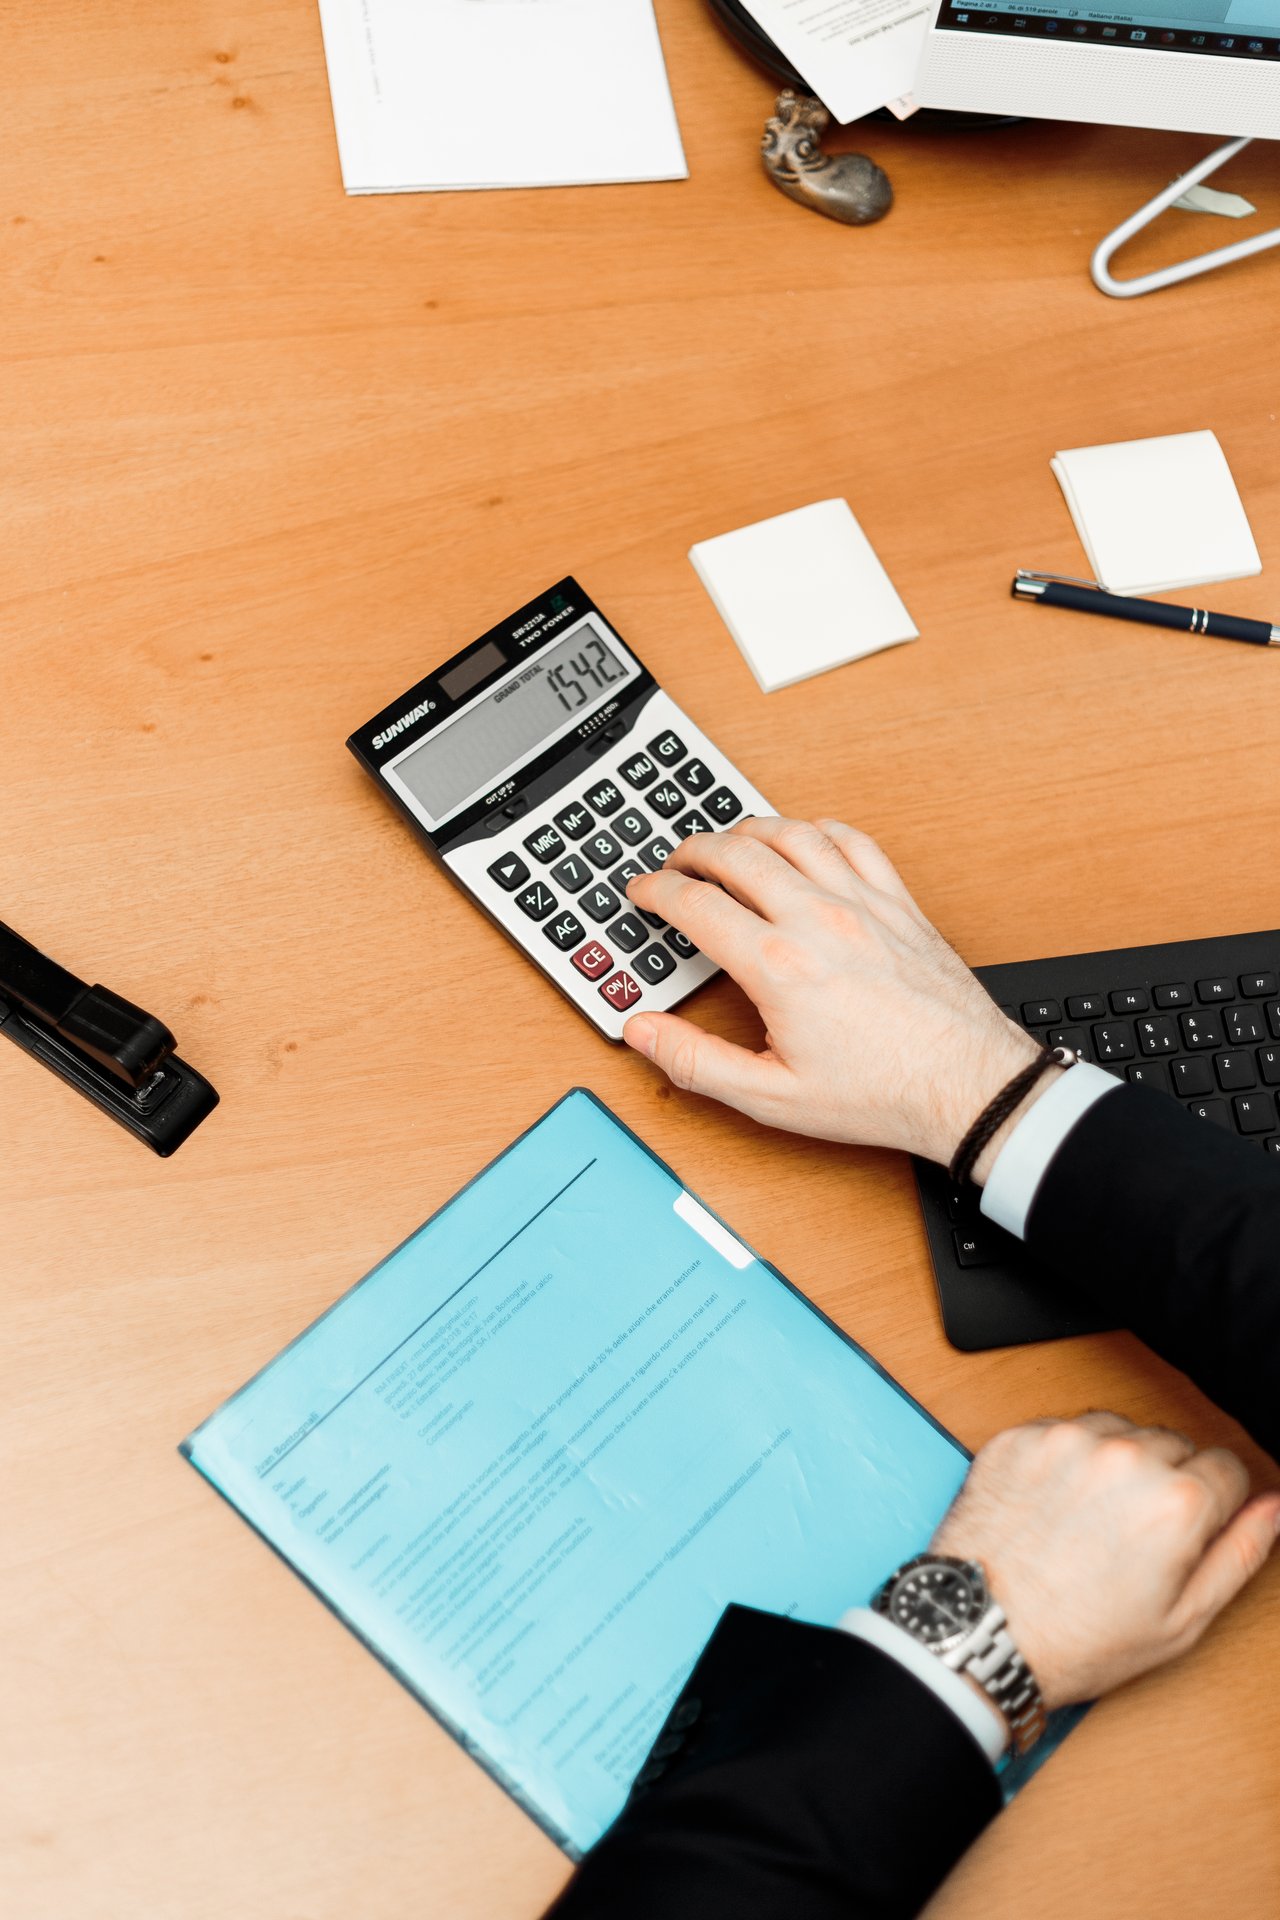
[546,636,626,713]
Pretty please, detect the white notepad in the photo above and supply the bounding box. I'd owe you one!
[1051,431,1261,597]
[689,500,918,694]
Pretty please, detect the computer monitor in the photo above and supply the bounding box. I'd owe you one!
[915,0,1280,137]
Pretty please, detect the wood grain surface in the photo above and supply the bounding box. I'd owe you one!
[3,6,1278,1917]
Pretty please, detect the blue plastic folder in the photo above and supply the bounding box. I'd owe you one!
[182,1091,1079,1858]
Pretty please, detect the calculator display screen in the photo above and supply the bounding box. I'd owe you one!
[389,622,632,822]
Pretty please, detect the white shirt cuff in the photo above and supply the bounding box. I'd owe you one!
[837,1606,1008,1766]
[979,1061,1117,1241]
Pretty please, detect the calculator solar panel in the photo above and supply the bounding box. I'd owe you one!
[347,580,773,1039]
[913,929,1280,1351]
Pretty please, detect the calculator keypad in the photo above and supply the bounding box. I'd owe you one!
[619,752,657,788]
[555,802,593,841]
[488,854,531,891]
[545,911,586,951]
[580,883,621,923]
[524,825,565,864]
[607,913,648,953]
[517,882,557,921]
[648,781,685,819]
[614,808,650,845]
[640,837,674,870]
[649,731,686,766]
[584,778,623,815]
[676,758,714,795]
[600,971,642,1010]
[583,830,624,869]
[572,941,614,980]
[633,944,676,985]
[674,810,711,838]
[550,854,592,893]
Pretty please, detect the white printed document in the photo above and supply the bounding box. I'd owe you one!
[315,0,687,193]
[738,0,932,124]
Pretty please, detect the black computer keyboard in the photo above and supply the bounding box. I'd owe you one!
[913,930,1280,1351]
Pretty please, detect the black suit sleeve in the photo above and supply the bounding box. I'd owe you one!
[542,1604,1001,1920]
[1025,1081,1280,1461]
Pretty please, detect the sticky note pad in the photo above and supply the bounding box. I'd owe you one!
[1051,431,1260,596]
[689,499,917,693]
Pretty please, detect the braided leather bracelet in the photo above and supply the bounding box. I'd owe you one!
[947,1045,1076,1189]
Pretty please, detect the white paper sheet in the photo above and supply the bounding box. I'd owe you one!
[736,0,932,124]
[316,0,688,193]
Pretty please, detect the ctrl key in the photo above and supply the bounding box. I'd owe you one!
[953,1227,995,1267]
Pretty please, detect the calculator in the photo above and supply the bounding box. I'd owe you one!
[347,579,774,1039]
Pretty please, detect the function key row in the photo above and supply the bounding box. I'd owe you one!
[1023,972,1278,1027]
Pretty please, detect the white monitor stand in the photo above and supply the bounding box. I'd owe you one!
[1091,134,1280,295]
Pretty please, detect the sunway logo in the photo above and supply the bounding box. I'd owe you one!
[373,700,436,750]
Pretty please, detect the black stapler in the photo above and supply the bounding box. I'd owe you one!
[0,919,218,1156]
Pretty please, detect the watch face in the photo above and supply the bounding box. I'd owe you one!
[889,1562,982,1645]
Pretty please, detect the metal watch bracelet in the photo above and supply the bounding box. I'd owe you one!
[940,1600,1047,1756]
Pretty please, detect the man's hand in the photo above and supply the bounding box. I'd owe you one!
[932,1412,1280,1710]
[623,817,1044,1170]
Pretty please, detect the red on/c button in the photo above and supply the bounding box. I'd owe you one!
[599,970,642,1010]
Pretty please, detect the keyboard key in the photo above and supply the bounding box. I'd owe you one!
[1214,1051,1257,1091]
[641,837,675,871]
[703,786,743,824]
[946,1189,979,1223]
[1110,988,1149,1015]
[1234,1091,1277,1134]
[1270,1003,1280,1040]
[580,883,621,924]
[1264,1136,1280,1157]
[516,882,557,921]
[619,751,658,789]
[1180,1011,1224,1050]
[648,781,686,820]
[1187,1098,1230,1128]
[584,778,623,816]
[544,911,586,952]
[674,810,712,838]
[1048,1027,1088,1060]
[1022,999,1061,1025]
[599,969,642,1011]
[614,807,650,846]
[648,730,687,767]
[676,757,715,795]
[609,859,647,894]
[488,853,530,892]
[606,913,648,954]
[953,1227,995,1268]
[554,802,594,841]
[1092,1022,1133,1060]
[1153,983,1192,1009]
[1240,971,1278,998]
[1126,1061,1170,1093]
[664,928,698,958]
[1260,1047,1280,1086]
[1136,1016,1177,1055]
[523,824,565,864]
[1066,993,1106,1019]
[633,943,677,985]
[1225,1006,1266,1046]
[550,854,592,893]
[1196,977,1234,1004]
[1172,1057,1213,1097]
[572,941,613,980]
[583,830,624,869]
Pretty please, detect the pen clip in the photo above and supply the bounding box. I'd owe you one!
[1014,568,1101,590]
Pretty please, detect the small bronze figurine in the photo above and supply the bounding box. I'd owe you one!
[762,91,892,226]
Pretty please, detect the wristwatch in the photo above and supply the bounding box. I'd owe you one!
[871,1554,1047,1756]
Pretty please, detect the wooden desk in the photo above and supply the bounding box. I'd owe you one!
[4,7,1278,1916]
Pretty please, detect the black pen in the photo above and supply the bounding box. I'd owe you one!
[1012,569,1279,648]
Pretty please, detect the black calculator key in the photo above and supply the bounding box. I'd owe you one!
[1126,1060,1170,1093]
[1234,1092,1276,1134]
[606,913,648,954]
[550,854,592,893]
[584,778,624,816]
[614,808,650,846]
[488,853,531,892]
[1196,977,1234,1004]
[1136,1016,1177,1055]
[1065,993,1106,1019]
[1172,1057,1213,1097]
[648,730,686,767]
[554,802,594,841]
[1048,1027,1088,1060]
[648,781,685,820]
[544,910,586,952]
[1022,999,1060,1025]
[1260,1048,1280,1085]
[523,824,565,864]
[583,830,624,870]
[1187,1099,1231,1128]
[1240,971,1277,998]
[664,928,698,959]
[1215,1052,1256,1090]
[1225,1006,1266,1046]
[610,859,648,895]
[1092,1022,1133,1060]
[641,837,675,871]
[580,883,621,924]
[703,786,743,824]
[1153,983,1192,1009]
[516,882,557,921]
[676,757,714,795]
[637,909,666,930]
[1110,988,1149,1015]
[1180,1011,1223,1050]
[953,1228,995,1268]
[674,810,712,838]
[619,751,658,789]
[633,943,677,985]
